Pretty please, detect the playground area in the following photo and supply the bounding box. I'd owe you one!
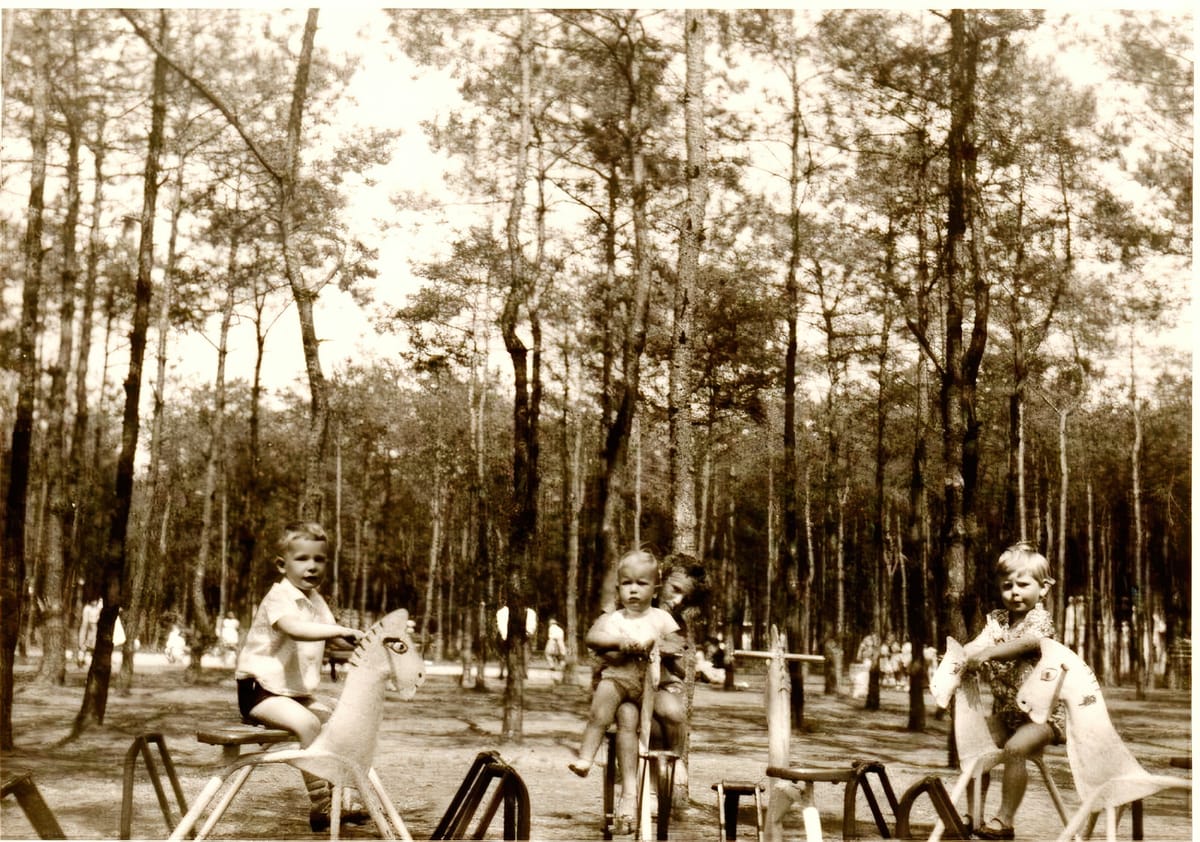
[2,652,1192,840]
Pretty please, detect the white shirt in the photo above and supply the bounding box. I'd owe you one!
[496,606,538,641]
[236,580,335,696]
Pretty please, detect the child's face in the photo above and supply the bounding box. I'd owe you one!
[277,538,328,594]
[617,562,658,615]
[998,565,1048,617]
[660,571,694,611]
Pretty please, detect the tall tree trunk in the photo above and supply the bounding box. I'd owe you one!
[1085,478,1096,670]
[185,239,237,685]
[279,10,327,520]
[65,130,107,649]
[119,158,187,693]
[421,467,444,658]
[36,74,82,687]
[777,44,808,728]
[669,9,706,558]
[1129,338,1146,698]
[938,9,985,644]
[563,356,583,675]
[72,9,168,734]
[2,9,51,749]
[498,10,539,741]
[595,18,655,612]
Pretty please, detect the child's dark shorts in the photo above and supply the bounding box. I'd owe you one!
[237,677,314,724]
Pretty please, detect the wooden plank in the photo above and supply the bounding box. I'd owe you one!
[734,649,825,664]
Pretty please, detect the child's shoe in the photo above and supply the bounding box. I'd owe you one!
[308,805,372,831]
[974,817,1014,840]
[568,759,591,777]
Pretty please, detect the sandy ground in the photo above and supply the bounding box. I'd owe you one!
[1,651,1191,841]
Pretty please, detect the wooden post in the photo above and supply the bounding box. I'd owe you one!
[637,644,660,841]
[763,626,822,842]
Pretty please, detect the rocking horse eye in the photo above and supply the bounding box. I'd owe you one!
[388,640,408,655]
[1040,668,1057,681]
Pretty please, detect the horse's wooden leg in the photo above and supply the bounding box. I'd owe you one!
[1056,800,1098,842]
[169,774,225,841]
[1033,756,1070,825]
[330,782,343,842]
[366,767,413,842]
[196,765,256,839]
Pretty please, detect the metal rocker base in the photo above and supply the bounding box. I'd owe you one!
[894,775,972,840]
[2,772,66,840]
[766,760,899,840]
[602,727,678,840]
[431,750,531,840]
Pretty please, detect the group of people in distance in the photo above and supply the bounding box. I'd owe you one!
[224,517,1061,840]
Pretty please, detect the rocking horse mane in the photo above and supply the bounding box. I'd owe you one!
[346,617,394,670]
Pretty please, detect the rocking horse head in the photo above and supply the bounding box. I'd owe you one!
[1015,637,1077,726]
[1017,637,1160,805]
[930,636,968,709]
[344,608,425,699]
[307,608,424,774]
[933,636,1002,762]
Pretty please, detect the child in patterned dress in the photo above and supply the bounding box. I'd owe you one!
[963,541,1066,840]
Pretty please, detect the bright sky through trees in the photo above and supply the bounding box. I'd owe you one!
[12,7,1188,400]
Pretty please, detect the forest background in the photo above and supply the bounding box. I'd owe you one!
[0,7,1191,751]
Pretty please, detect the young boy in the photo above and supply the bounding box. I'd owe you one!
[235,521,366,831]
[570,550,686,832]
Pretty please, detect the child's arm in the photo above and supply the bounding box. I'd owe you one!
[657,629,687,657]
[965,635,1039,669]
[585,613,648,654]
[274,615,361,643]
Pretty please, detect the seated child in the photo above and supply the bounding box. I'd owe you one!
[235,521,366,832]
[962,541,1067,840]
[570,550,687,832]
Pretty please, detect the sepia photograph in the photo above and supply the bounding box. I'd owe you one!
[0,7,1191,840]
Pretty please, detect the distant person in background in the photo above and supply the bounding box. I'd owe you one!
[545,618,566,670]
[220,612,241,665]
[165,624,188,664]
[496,604,537,678]
[77,597,102,666]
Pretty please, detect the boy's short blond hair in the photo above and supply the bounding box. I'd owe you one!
[616,549,660,581]
[995,540,1054,585]
[276,521,328,558]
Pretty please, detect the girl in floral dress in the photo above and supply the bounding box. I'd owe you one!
[962,541,1066,840]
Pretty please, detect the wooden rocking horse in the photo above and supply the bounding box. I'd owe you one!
[1017,638,1191,842]
[924,637,1069,841]
[169,608,426,841]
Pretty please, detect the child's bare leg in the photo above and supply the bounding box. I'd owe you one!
[571,680,624,776]
[994,722,1055,827]
[247,695,324,745]
[615,702,640,807]
[248,697,329,807]
[653,688,685,752]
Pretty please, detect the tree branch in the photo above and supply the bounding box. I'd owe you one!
[118,9,283,184]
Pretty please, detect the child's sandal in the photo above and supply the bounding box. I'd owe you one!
[974,817,1014,840]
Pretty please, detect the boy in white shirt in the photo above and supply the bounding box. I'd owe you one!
[235,521,364,831]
